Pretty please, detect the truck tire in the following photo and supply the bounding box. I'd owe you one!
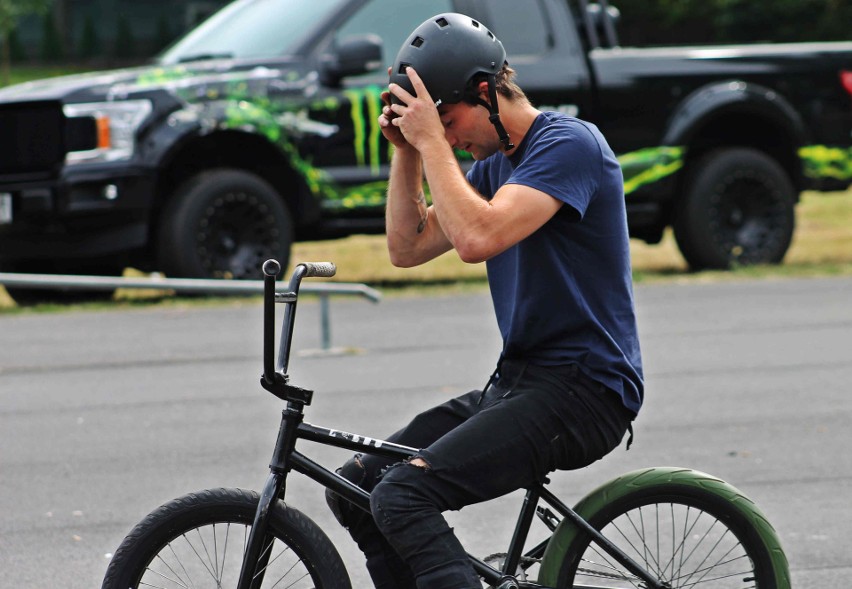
[673,148,795,270]
[157,169,294,280]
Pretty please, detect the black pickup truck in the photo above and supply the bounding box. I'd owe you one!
[1,0,851,296]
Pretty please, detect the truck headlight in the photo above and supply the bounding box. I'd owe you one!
[63,100,153,164]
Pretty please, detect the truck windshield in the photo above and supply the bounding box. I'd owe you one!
[159,0,348,64]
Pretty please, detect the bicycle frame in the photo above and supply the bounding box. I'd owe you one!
[235,260,668,589]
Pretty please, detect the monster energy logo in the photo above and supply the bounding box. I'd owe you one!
[343,85,385,175]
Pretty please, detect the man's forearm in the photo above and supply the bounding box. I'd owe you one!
[385,147,453,267]
[386,146,425,241]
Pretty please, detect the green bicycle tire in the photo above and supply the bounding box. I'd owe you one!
[537,467,790,588]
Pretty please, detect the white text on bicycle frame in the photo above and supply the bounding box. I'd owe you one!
[329,429,384,448]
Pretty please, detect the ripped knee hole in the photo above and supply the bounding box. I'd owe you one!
[408,457,431,469]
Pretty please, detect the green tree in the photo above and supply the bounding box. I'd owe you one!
[0,0,52,85]
[154,14,174,53]
[78,13,99,60]
[8,26,24,61]
[113,14,134,60]
[39,10,61,60]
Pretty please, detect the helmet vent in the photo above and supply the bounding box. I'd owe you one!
[471,20,480,28]
[435,17,449,27]
[411,36,424,48]
[398,61,412,74]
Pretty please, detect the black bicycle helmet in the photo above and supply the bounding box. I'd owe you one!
[390,13,514,150]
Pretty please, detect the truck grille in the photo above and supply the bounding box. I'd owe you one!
[0,101,65,178]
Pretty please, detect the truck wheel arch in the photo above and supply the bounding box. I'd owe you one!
[153,130,319,231]
[663,80,808,151]
[150,131,316,278]
[664,80,807,190]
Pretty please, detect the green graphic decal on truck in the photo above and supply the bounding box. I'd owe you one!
[799,145,852,181]
[343,86,385,175]
[619,146,684,195]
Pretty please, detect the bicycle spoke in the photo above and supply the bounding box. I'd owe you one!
[255,540,313,589]
[580,545,643,588]
[182,530,220,583]
[149,551,191,589]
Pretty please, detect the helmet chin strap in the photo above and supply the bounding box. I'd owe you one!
[474,74,514,151]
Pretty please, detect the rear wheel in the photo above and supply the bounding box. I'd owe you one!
[157,169,294,280]
[555,485,784,588]
[101,487,351,589]
[674,148,795,270]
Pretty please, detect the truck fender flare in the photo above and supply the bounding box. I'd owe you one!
[662,80,807,149]
[537,466,790,588]
[154,125,321,225]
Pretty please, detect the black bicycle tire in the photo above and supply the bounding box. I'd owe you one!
[553,484,783,588]
[101,487,351,589]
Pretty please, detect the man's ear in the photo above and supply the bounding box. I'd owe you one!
[478,80,490,102]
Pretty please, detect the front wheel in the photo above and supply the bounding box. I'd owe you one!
[539,468,789,589]
[102,488,351,589]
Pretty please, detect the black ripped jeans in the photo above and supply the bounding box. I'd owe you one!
[326,360,635,589]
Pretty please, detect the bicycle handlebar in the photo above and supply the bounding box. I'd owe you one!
[261,259,337,389]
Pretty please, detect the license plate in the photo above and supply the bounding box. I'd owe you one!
[0,193,11,224]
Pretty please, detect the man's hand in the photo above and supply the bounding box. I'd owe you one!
[378,89,410,150]
[386,67,446,152]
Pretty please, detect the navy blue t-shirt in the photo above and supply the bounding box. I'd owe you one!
[467,112,643,414]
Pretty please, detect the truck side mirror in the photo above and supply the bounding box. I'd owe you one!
[584,2,621,48]
[320,34,384,86]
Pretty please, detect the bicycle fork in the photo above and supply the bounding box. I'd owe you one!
[236,403,304,589]
[236,472,285,589]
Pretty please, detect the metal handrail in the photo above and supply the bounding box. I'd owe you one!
[0,272,382,351]
[0,272,380,299]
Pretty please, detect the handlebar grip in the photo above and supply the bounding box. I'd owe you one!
[301,262,336,278]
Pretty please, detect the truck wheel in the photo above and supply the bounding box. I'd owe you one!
[157,169,294,280]
[673,148,795,270]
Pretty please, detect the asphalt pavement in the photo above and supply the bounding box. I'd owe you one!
[1,275,850,588]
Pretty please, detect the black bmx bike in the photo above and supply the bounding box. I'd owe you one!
[101,260,791,589]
